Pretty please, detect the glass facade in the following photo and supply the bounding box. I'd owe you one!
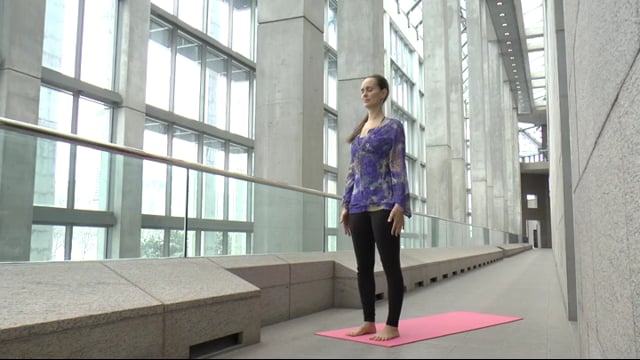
[0,0,526,263]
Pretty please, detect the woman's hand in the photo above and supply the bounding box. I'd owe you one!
[388,204,404,237]
[340,207,351,236]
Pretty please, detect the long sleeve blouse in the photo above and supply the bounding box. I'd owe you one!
[342,117,412,218]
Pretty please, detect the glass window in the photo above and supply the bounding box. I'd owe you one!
[327,235,337,252]
[35,87,113,211]
[202,137,225,220]
[170,127,198,217]
[229,63,251,137]
[80,0,117,89]
[35,87,73,208]
[231,0,253,59]
[142,119,168,215]
[43,0,79,78]
[30,225,66,261]
[202,231,224,255]
[42,0,117,90]
[324,112,338,168]
[141,228,165,258]
[75,97,112,211]
[169,229,196,257]
[391,65,414,117]
[205,50,228,130]
[325,50,338,109]
[151,0,174,14]
[228,144,249,221]
[146,20,173,110]
[178,0,205,31]
[174,34,202,120]
[325,0,338,50]
[207,0,230,46]
[70,226,106,260]
[228,232,247,255]
[325,172,338,228]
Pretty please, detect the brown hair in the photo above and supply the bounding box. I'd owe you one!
[346,74,390,143]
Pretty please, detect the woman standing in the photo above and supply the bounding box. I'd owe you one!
[340,74,412,341]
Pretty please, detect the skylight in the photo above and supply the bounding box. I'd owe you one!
[521,0,546,110]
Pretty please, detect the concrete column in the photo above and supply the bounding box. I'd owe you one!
[254,1,325,252]
[466,0,489,228]
[0,0,45,261]
[483,25,497,233]
[503,83,518,235]
[488,41,505,233]
[109,1,150,258]
[336,0,385,250]
[423,0,453,220]
[445,0,469,224]
[511,107,522,236]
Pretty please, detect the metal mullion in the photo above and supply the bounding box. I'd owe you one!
[225,58,232,133]
[164,125,173,258]
[193,134,204,257]
[169,27,178,113]
[65,225,73,261]
[112,1,123,92]
[245,232,251,255]
[228,0,234,49]
[223,141,229,222]
[163,228,171,257]
[249,65,256,139]
[251,0,257,60]
[222,232,228,255]
[68,96,80,211]
[199,42,206,125]
[105,107,116,260]
[172,0,179,16]
[66,95,81,260]
[165,125,174,218]
[75,0,85,80]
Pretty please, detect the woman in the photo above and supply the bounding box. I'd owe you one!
[340,74,412,341]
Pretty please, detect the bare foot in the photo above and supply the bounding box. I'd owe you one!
[346,322,377,336]
[369,325,400,341]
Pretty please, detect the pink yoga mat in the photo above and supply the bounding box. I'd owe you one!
[315,311,523,348]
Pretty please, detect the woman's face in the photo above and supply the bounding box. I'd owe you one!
[360,77,387,109]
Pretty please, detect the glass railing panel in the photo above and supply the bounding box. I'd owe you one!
[324,197,340,252]
[402,213,425,249]
[0,116,524,263]
[470,224,489,245]
[252,183,327,253]
[489,228,507,245]
[446,220,467,247]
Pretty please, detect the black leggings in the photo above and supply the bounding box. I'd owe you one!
[349,210,404,327]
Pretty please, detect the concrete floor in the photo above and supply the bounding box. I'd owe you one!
[209,248,579,359]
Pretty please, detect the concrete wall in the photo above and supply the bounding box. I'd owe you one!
[520,173,551,249]
[545,0,577,327]
[562,0,640,357]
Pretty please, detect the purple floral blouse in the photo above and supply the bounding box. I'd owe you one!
[342,117,412,218]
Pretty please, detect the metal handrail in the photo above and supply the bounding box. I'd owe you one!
[0,116,340,200]
[1,116,519,233]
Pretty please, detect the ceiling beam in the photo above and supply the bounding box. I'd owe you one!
[486,0,533,114]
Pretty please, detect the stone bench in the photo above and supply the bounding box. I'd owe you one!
[332,246,506,308]
[0,244,531,358]
[0,258,261,358]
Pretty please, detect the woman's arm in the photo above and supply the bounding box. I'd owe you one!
[388,121,411,218]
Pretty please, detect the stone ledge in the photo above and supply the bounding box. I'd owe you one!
[0,244,531,358]
[0,258,261,358]
[498,243,533,257]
